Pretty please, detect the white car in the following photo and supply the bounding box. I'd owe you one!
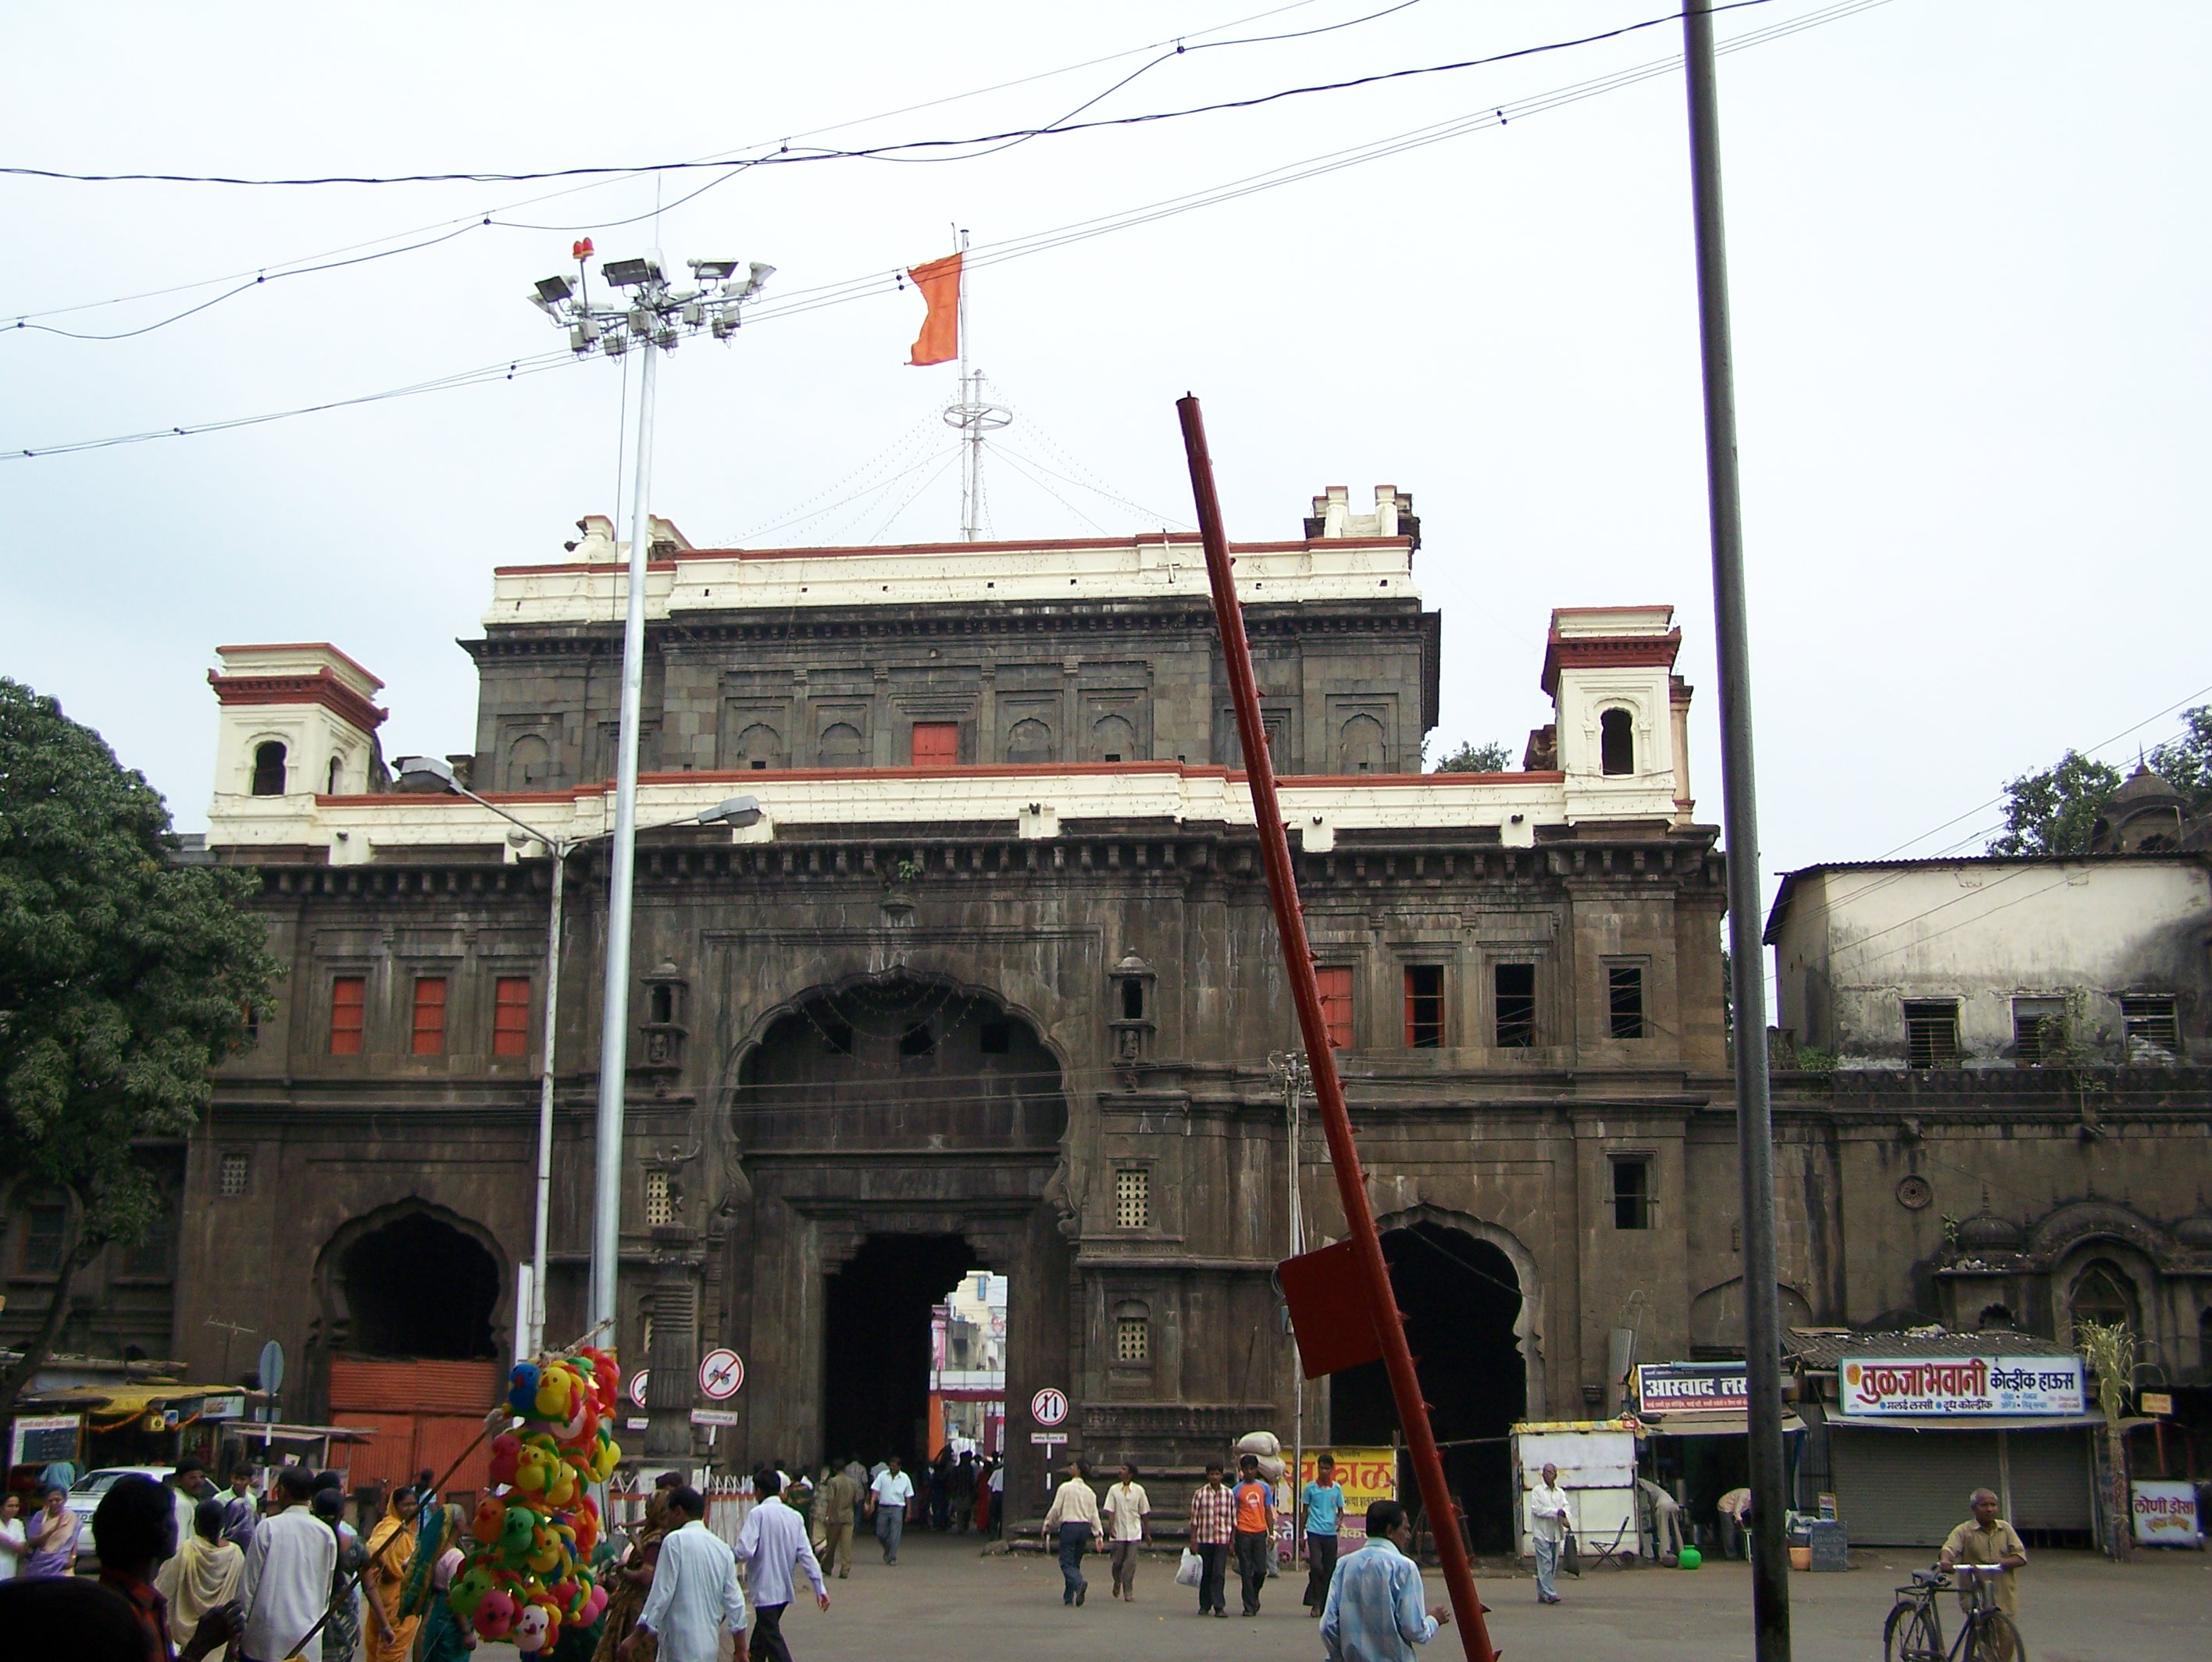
[64,1466,177,1569]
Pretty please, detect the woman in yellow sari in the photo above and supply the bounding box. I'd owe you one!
[362,1485,423,1662]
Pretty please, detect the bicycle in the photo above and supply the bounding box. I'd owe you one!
[1883,1563,2026,1662]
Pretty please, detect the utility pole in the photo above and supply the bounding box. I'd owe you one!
[1680,5,1789,1657]
[529,251,775,1346]
[1271,1050,1312,1559]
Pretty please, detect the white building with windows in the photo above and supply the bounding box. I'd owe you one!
[1764,854,2210,1068]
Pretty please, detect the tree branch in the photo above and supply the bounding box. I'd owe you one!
[0,1191,90,1410]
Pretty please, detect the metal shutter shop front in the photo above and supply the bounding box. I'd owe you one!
[2007,1428,2092,1534]
[1832,1428,1994,1546]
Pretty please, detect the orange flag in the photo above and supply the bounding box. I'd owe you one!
[906,252,962,366]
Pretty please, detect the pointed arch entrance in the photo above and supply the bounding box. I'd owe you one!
[1330,1209,1538,1553]
[722,969,1072,1498]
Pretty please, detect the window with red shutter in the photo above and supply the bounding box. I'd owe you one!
[330,976,366,1055]
[412,977,448,1056]
[911,722,960,766]
[493,977,531,1057]
[1316,966,1354,1050]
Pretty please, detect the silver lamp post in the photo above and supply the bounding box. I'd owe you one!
[398,754,760,1356]
[526,251,775,1344]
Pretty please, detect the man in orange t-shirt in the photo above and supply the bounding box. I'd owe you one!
[1231,1455,1277,1617]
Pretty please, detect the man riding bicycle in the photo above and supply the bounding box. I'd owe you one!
[1938,1489,2026,1657]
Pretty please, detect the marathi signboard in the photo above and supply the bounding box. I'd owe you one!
[2131,1481,2201,1547]
[1298,1446,1397,1542]
[1838,1355,2085,1418]
[9,1412,81,1468]
[1635,1363,1748,1417]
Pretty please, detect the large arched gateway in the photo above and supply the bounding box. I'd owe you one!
[723,972,1072,1482]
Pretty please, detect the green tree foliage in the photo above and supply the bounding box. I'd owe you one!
[1989,751,2124,855]
[0,679,278,1404]
[1432,739,1515,774]
[1988,705,2212,854]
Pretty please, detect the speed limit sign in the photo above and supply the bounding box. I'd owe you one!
[1030,1387,1069,1427]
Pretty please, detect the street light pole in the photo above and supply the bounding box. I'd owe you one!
[526,251,775,1346]
[1680,5,1789,1657]
[397,754,762,1360]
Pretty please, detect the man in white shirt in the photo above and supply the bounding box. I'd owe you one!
[238,1465,338,1662]
[867,1457,915,1565]
[1040,1460,1104,1607]
[734,1470,828,1662]
[1102,1462,1151,1602]
[165,1457,212,1571]
[625,1486,749,1662]
[1526,1463,1570,1607]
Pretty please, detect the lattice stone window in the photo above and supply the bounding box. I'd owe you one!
[644,1169,673,1227]
[219,1152,250,1197]
[1115,1168,1150,1229]
[1115,1315,1151,1362]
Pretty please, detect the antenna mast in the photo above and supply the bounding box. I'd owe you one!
[943,227,1009,540]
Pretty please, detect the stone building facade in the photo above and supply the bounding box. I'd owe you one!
[7,486,2207,1546]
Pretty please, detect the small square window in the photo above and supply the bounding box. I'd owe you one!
[1903,1000,1960,1068]
[2121,995,2178,1055]
[644,1170,673,1227]
[411,976,448,1057]
[1608,965,1645,1040]
[219,1152,250,1197]
[2012,997,2064,1063]
[124,1214,172,1277]
[1494,962,1536,1048]
[1115,1316,1151,1363]
[899,1022,936,1058]
[494,976,532,1057]
[1115,1168,1151,1229]
[1404,965,1444,1048]
[1611,1157,1652,1230]
[330,975,366,1056]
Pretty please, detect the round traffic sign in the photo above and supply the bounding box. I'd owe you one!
[699,1349,744,1400]
[627,1370,649,1409]
[1030,1387,1069,1427]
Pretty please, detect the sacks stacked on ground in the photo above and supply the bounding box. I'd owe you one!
[1236,1430,1286,1482]
[446,1348,619,1652]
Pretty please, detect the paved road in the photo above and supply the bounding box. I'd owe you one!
[480,1530,2208,1662]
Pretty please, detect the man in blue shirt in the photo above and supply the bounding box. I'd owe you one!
[1301,1453,1348,1617]
[1320,1500,1450,1662]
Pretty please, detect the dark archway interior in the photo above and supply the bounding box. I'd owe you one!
[824,1234,981,1468]
[1331,1223,1525,1552]
[341,1211,498,1358]
[735,973,1066,1152]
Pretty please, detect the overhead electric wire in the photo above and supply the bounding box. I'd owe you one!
[0,0,1893,463]
[2,0,1796,186]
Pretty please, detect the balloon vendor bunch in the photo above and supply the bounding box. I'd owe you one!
[444,1347,621,1652]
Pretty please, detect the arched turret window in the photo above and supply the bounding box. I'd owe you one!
[1600,709,1635,776]
[252,740,288,797]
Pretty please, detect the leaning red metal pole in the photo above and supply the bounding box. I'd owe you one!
[1179,397,1497,1662]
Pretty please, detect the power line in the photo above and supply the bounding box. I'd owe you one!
[0,0,1791,186]
[0,0,1893,464]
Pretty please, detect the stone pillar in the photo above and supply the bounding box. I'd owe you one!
[644,1223,700,1460]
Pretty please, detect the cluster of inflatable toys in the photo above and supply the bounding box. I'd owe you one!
[445,1348,622,1651]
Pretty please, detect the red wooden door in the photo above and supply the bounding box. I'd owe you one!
[911,722,959,765]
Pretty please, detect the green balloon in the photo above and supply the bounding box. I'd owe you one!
[1678,1546,1703,1569]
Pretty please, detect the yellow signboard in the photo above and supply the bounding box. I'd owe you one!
[1298,1446,1397,1540]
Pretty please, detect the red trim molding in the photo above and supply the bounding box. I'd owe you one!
[1539,629,1682,695]
[208,667,387,732]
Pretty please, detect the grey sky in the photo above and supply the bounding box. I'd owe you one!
[5,0,2207,917]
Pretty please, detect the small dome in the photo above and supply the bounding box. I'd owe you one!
[2113,765,2183,804]
[1955,1211,2025,1251]
[2173,1213,2212,1250]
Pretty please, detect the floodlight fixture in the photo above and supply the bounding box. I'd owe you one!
[398,754,458,788]
[697,794,763,828]
[689,258,740,280]
[535,274,574,305]
[602,255,660,287]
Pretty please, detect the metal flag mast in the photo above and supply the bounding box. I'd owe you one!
[941,227,1008,540]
